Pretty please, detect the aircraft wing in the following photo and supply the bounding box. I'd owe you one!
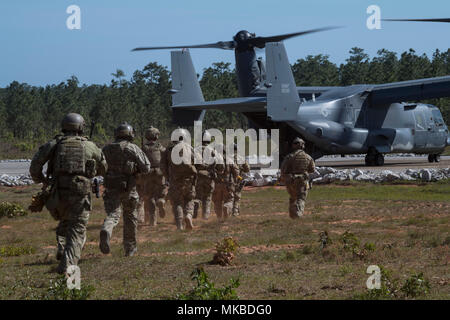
[172,97,267,113]
[253,86,341,95]
[296,86,342,94]
[369,75,450,104]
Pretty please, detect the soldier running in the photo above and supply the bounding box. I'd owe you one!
[100,122,150,256]
[30,113,107,273]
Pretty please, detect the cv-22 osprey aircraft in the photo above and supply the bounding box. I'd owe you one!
[133,28,450,166]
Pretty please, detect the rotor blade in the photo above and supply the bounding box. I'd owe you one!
[383,18,450,23]
[249,26,342,48]
[132,41,235,51]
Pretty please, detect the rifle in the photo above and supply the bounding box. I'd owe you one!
[29,183,51,213]
[89,120,95,140]
[92,177,100,198]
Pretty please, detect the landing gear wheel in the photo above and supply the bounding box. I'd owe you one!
[374,154,384,166]
[365,155,374,166]
[435,155,440,163]
[428,154,435,163]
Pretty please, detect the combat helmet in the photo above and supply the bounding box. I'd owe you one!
[173,128,190,142]
[292,137,305,150]
[145,126,160,141]
[61,113,85,134]
[114,122,135,140]
[203,130,212,143]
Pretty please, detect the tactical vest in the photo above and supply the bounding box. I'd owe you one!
[53,136,86,176]
[195,145,213,173]
[144,142,162,168]
[103,141,133,174]
[289,150,310,173]
[168,143,196,177]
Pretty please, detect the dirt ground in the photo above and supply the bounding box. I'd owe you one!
[0,182,449,300]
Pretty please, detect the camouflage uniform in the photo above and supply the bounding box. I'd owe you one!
[232,151,250,216]
[30,113,107,274]
[280,138,315,219]
[164,131,198,230]
[138,127,168,226]
[213,152,239,221]
[101,123,150,256]
[193,132,217,220]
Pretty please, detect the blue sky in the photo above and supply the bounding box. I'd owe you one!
[1,0,449,87]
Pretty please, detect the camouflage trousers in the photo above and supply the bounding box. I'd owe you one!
[137,170,167,226]
[102,188,139,255]
[168,177,196,230]
[54,191,91,274]
[193,174,214,220]
[286,178,308,219]
[213,182,235,220]
[232,184,244,216]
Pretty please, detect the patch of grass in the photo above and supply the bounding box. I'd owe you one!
[442,235,450,246]
[0,201,28,219]
[353,266,399,300]
[0,245,35,257]
[400,272,431,298]
[176,268,240,300]
[42,275,95,300]
[0,183,448,300]
[302,244,314,255]
[338,265,353,277]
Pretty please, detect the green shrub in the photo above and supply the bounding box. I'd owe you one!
[14,142,35,152]
[400,273,430,298]
[176,267,240,300]
[0,245,35,257]
[354,268,431,300]
[364,242,376,252]
[318,231,332,249]
[340,231,360,251]
[42,275,95,300]
[0,202,28,219]
[353,266,399,300]
[212,237,240,266]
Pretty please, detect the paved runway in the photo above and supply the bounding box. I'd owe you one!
[0,156,449,176]
[316,156,450,172]
[0,162,33,175]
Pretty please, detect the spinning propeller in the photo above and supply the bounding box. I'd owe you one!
[132,26,340,52]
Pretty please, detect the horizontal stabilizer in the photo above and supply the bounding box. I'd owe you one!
[172,97,266,113]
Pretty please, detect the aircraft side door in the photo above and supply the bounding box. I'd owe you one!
[413,110,427,149]
[424,108,437,148]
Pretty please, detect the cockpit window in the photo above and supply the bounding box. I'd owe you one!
[415,112,426,130]
[432,109,444,126]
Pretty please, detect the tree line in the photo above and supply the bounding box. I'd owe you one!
[1,47,449,152]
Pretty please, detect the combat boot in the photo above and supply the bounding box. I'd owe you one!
[185,215,194,230]
[56,248,64,261]
[157,199,166,218]
[125,247,137,257]
[99,230,111,254]
[176,218,185,230]
[149,214,157,227]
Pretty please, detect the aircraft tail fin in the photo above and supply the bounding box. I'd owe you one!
[170,50,205,125]
[265,42,300,121]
